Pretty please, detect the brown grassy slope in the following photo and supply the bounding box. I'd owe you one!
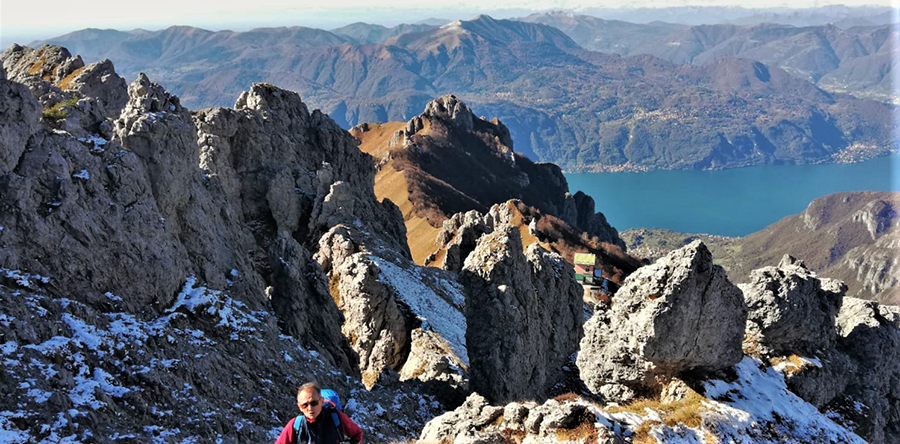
[354,121,405,159]
[733,191,899,303]
[355,122,443,263]
[351,115,639,280]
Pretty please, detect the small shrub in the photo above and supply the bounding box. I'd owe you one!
[42,96,79,121]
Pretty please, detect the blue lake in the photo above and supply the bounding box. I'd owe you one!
[565,153,900,237]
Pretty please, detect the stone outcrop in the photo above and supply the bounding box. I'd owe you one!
[0,48,416,375]
[460,225,583,403]
[1,44,127,126]
[739,254,900,444]
[319,225,468,391]
[830,298,900,444]
[0,64,41,171]
[430,200,641,288]
[420,393,625,444]
[577,241,746,400]
[742,255,846,357]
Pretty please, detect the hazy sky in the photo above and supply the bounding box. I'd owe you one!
[1,0,895,45]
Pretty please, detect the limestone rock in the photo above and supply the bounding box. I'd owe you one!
[322,225,468,389]
[0,65,41,172]
[461,225,583,403]
[577,240,746,397]
[420,393,619,444]
[332,253,414,388]
[831,298,900,444]
[1,44,126,125]
[423,94,475,131]
[742,254,846,357]
[777,349,856,408]
[0,53,446,441]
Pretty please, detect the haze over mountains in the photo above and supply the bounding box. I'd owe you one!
[32,11,897,171]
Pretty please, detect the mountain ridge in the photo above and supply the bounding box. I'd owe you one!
[27,16,897,171]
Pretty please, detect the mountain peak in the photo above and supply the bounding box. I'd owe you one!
[422,94,475,131]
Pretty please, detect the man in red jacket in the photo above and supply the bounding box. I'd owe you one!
[274,383,363,444]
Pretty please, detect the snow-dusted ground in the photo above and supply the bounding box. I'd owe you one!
[0,270,443,443]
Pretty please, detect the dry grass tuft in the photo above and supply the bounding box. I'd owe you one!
[554,409,600,442]
[328,273,342,307]
[42,96,79,121]
[57,66,86,91]
[608,389,708,443]
[770,354,815,376]
[554,392,581,403]
[499,428,526,444]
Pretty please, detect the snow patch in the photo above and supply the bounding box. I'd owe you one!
[77,135,108,153]
[1,269,50,288]
[167,276,261,332]
[72,170,90,180]
[701,357,866,443]
[369,256,468,364]
[70,367,130,409]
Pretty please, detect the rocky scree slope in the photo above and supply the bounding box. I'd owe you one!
[32,16,897,170]
[0,44,452,442]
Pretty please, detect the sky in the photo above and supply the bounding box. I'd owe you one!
[1,0,896,47]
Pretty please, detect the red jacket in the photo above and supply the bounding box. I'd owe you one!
[274,410,363,444]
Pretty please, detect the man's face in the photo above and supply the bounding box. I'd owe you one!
[297,389,323,420]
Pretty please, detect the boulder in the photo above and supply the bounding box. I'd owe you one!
[741,254,846,357]
[420,393,623,444]
[578,240,746,397]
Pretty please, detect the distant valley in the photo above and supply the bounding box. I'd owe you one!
[32,14,897,171]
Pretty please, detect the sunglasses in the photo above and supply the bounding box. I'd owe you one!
[299,400,320,408]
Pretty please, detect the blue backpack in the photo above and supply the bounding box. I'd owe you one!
[293,389,344,440]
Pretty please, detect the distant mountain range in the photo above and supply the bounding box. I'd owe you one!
[523,11,899,103]
[571,5,894,27]
[31,15,897,171]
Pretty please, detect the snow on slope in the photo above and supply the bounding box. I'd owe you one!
[610,357,867,443]
[370,256,468,365]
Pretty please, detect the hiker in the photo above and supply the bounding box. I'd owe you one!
[274,382,363,444]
